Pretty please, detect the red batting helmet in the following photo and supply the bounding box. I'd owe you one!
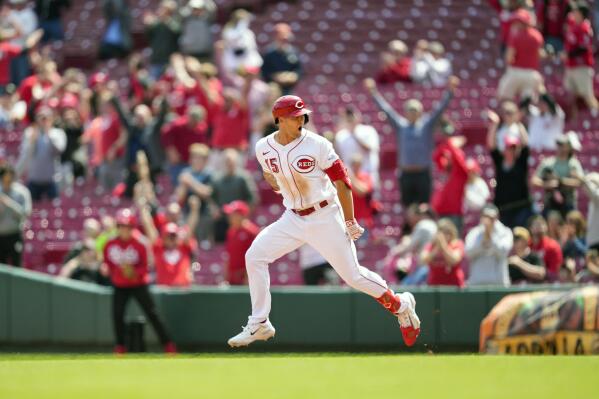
[272,95,312,120]
[115,208,136,227]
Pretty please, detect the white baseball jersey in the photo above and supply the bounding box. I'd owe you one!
[255,129,338,210]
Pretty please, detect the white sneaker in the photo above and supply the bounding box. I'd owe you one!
[227,319,276,347]
[397,292,421,347]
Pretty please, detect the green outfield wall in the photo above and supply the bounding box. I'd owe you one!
[0,265,579,351]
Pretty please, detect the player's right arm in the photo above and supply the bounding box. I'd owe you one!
[256,140,281,192]
[263,171,280,192]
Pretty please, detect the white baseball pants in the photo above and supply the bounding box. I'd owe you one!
[245,202,389,324]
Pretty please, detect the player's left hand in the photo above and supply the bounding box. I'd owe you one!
[345,219,365,241]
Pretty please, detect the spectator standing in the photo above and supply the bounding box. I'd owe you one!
[508,226,546,283]
[532,132,583,216]
[34,0,71,43]
[364,76,459,207]
[161,105,209,185]
[0,165,31,267]
[210,83,251,155]
[383,203,437,285]
[63,217,102,262]
[179,0,216,62]
[535,0,569,52]
[562,1,598,115]
[176,143,214,241]
[489,0,531,52]
[522,93,564,151]
[431,135,481,234]
[576,172,599,251]
[82,93,125,190]
[220,9,262,74]
[420,218,465,287]
[376,40,412,85]
[110,94,169,197]
[7,0,37,85]
[299,244,334,286]
[143,1,181,80]
[528,214,564,282]
[261,23,302,95]
[497,9,545,101]
[488,102,527,153]
[465,204,513,286]
[212,149,258,242]
[138,196,200,288]
[16,106,66,200]
[103,208,176,354]
[223,200,258,285]
[99,0,132,60]
[426,41,452,88]
[0,28,42,93]
[409,39,433,83]
[487,110,532,228]
[334,106,380,192]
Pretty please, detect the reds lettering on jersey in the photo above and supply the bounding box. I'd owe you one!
[256,129,339,210]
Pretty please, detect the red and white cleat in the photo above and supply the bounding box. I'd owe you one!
[397,292,421,347]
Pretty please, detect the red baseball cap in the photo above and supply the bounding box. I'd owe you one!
[223,200,250,217]
[162,222,179,236]
[115,208,136,227]
[272,95,312,119]
[89,72,108,89]
[504,135,521,147]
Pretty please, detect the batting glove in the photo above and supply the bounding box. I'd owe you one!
[345,219,365,241]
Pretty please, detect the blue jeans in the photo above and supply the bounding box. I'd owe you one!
[40,20,64,43]
[401,266,429,286]
[28,181,58,201]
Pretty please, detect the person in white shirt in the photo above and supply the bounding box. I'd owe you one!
[227,95,420,348]
[465,204,513,286]
[486,101,528,152]
[220,9,262,74]
[410,39,433,83]
[334,106,380,192]
[7,0,37,85]
[522,94,565,152]
[426,41,452,87]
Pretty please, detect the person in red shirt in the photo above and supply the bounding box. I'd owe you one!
[536,0,569,52]
[348,154,375,232]
[432,136,481,235]
[224,200,259,285]
[420,218,465,287]
[562,2,598,114]
[497,9,546,101]
[211,85,250,151]
[375,40,412,84]
[161,105,209,184]
[529,214,564,282]
[103,208,176,354]
[0,28,42,90]
[138,197,200,287]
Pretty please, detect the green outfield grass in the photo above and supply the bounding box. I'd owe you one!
[0,353,596,399]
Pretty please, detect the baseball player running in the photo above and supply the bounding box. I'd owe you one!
[228,95,420,348]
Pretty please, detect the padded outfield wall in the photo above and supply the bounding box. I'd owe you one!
[0,265,579,351]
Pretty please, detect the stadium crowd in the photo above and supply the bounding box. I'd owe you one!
[0,0,598,293]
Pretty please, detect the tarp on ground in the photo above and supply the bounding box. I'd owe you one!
[480,286,599,354]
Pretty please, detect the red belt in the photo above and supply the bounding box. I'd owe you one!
[292,200,329,216]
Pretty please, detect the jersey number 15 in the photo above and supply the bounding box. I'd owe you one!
[267,158,279,173]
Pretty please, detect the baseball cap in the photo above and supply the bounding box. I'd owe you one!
[89,72,108,89]
[504,135,521,147]
[513,226,531,242]
[223,200,250,217]
[115,208,136,227]
[481,203,499,219]
[162,222,179,236]
[556,131,582,152]
[466,158,481,175]
[404,99,423,113]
